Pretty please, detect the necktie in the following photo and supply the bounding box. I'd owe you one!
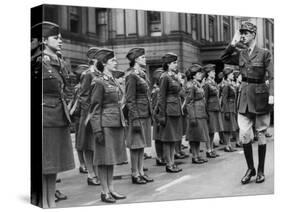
[248,48,251,56]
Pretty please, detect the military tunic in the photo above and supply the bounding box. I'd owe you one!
[88,74,127,165]
[42,52,75,174]
[221,45,273,115]
[158,71,183,142]
[125,69,152,149]
[203,78,224,133]
[221,81,239,132]
[185,80,210,143]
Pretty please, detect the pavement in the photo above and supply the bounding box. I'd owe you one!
[55,127,274,208]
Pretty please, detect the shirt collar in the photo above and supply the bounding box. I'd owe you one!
[248,40,256,56]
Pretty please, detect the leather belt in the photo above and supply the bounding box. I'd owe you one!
[103,103,120,109]
[242,77,264,84]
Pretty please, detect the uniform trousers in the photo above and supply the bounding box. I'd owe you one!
[238,112,270,145]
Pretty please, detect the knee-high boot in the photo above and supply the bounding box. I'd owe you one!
[256,144,266,183]
[241,142,256,184]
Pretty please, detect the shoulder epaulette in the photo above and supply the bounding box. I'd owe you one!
[42,54,51,63]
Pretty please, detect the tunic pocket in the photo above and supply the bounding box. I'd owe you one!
[136,101,150,118]
[166,101,181,117]
[255,84,269,113]
[43,98,67,127]
[102,107,121,127]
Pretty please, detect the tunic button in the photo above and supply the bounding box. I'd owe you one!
[48,70,52,73]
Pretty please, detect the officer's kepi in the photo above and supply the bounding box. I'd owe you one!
[239,22,257,34]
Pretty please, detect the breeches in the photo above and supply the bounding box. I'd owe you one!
[238,112,270,145]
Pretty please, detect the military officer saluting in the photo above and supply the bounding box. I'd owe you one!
[221,22,274,184]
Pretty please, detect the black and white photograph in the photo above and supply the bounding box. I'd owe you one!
[29,1,275,210]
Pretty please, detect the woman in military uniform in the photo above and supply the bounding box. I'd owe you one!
[125,48,154,184]
[221,67,238,152]
[75,47,101,186]
[203,64,224,158]
[233,70,243,148]
[71,64,89,174]
[158,53,183,173]
[87,48,127,203]
[184,64,209,164]
[174,73,189,159]
[152,68,166,166]
[39,21,75,208]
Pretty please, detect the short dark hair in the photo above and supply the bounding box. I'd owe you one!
[96,61,104,72]
[162,62,169,71]
[129,60,135,68]
[190,71,197,79]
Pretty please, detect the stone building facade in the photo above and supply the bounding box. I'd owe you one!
[36,4,274,81]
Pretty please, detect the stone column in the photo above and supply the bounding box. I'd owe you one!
[116,9,125,36]
[125,9,137,36]
[137,10,146,36]
[87,8,96,34]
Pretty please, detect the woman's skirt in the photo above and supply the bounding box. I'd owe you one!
[222,112,239,132]
[186,118,210,143]
[43,127,75,174]
[208,111,224,133]
[93,127,127,165]
[159,116,183,142]
[126,118,152,149]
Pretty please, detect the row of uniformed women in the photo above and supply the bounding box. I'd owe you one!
[184,64,239,164]
[34,21,240,206]
[74,46,241,203]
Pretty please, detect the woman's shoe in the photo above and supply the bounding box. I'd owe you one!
[224,146,236,152]
[79,166,88,174]
[192,158,204,164]
[87,177,100,186]
[110,191,126,200]
[224,146,232,152]
[156,158,166,166]
[175,153,185,159]
[172,164,182,172]
[236,143,243,148]
[212,151,220,157]
[206,152,216,158]
[101,193,116,203]
[230,146,237,152]
[55,190,67,202]
[180,151,189,158]
[198,157,208,163]
[132,176,147,184]
[166,165,181,173]
[140,174,154,183]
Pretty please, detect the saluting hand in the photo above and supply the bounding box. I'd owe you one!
[231,30,241,46]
